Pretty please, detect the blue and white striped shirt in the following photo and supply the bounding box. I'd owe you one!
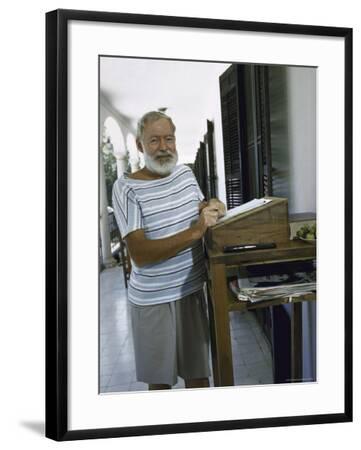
[112,164,206,306]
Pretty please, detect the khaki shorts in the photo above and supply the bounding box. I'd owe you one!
[130,290,211,386]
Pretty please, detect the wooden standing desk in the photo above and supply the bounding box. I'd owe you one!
[205,240,316,387]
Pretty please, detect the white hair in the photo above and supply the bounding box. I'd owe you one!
[136,111,176,141]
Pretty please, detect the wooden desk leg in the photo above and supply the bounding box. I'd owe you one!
[210,262,234,386]
[291,302,303,382]
[206,284,219,387]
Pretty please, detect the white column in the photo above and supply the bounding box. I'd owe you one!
[287,67,316,214]
[129,154,140,173]
[126,132,141,173]
[99,151,115,268]
[115,154,128,178]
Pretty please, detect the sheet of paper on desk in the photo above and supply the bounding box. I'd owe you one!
[229,279,316,303]
[217,198,272,224]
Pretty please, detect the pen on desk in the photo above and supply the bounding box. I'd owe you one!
[223,243,277,253]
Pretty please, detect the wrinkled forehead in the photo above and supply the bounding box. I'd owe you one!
[143,118,176,136]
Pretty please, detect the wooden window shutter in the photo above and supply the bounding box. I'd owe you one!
[220,64,272,208]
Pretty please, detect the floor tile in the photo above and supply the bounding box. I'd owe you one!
[242,350,269,366]
[100,352,120,367]
[100,375,111,389]
[100,363,116,377]
[258,374,274,384]
[237,377,260,386]
[102,384,130,393]
[234,364,250,380]
[232,333,258,346]
[108,370,134,387]
[238,342,263,356]
[247,361,272,377]
[115,354,135,366]
[128,381,148,392]
[231,325,253,339]
[101,345,124,358]
[113,360,136,376]
[231,352,246,368]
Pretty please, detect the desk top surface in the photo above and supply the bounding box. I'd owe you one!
[206,240,316,265]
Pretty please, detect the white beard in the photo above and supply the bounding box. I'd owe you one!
[143,150,178,176]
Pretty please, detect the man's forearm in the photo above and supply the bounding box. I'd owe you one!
[125,202,222,267]
[125,224,204,267]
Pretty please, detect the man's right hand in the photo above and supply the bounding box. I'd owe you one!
[194,206,219,237]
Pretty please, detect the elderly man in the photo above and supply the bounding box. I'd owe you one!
[112,111,226,390]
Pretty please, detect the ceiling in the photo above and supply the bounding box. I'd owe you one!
[100,56,230,163]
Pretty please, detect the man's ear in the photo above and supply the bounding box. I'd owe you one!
[136,139,144,153]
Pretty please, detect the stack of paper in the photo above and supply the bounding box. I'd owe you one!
[229,280,316,303]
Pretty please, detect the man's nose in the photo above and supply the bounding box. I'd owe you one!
[159,137,170,149]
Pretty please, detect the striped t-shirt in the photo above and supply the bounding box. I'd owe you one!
[112,164,206,306]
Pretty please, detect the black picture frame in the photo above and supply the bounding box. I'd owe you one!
[45,8,353,441]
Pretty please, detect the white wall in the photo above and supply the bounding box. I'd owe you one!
[287,67,317,213]
[212,103,227,205]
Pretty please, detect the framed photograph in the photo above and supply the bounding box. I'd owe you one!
[46,8,352,441]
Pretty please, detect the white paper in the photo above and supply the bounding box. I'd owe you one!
[216,198,272,224]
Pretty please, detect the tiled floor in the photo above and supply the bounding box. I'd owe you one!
[100,266,273,393]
